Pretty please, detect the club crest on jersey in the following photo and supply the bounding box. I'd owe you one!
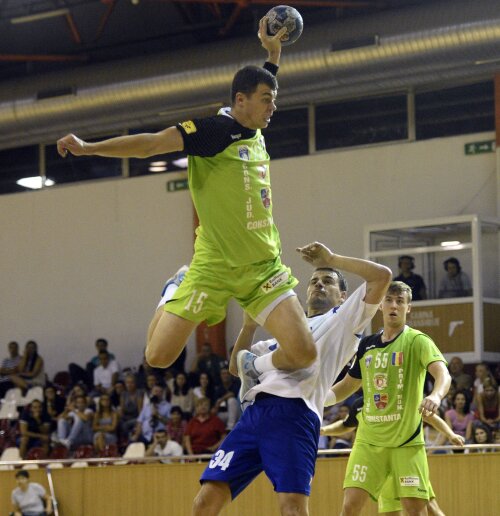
[365,355,373,368]
[373,373,388,390]
[258,164,267,179]
[374,393,388,409]
[391,352,404,366]
[261,188,271,209]
[261,271,289,293]
[239,146,249,160]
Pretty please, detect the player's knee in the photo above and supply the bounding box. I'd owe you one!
[145,344,169,369]
[192,490,210,515]
[279,500,308,516]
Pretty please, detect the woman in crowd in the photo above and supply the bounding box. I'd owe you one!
[43,383,66,434]
[170,371,194,417]
[93,393,119,453]
[166,405,187,446]
[8,340,46,393]
[192,372,215,405]
[476,377,500,431]
[18,399,51,459]
[466,423,495,453]
[444,390,475,442]
[119,373,144,439]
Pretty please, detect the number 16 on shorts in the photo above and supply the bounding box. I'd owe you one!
[352,464,367,482]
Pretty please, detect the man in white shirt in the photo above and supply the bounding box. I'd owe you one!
[146,429,183,463]
[191,242,392,516]
[93,350,119,395]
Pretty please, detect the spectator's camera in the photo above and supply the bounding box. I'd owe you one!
[150,395,160,404]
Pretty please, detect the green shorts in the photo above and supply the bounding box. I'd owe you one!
[343,442,430,503]
[164,244,298,326]
[378,477,436,513]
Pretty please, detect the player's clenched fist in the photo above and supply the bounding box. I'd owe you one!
[296,242,334,268]
[57,133,87,158]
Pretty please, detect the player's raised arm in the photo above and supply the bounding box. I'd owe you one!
[57,126,184,159]
[297,242,392,304]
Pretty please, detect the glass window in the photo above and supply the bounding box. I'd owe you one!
[415,81,494,140]
[315,95,408,150]
[45,140,122,186]
[264,107,309,160]
[0,146,39,195]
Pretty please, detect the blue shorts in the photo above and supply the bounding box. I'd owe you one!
[200,394,320,499]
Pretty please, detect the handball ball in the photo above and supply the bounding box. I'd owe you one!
[266,5,303,46]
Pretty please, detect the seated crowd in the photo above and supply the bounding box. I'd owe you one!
[1,338,499,461]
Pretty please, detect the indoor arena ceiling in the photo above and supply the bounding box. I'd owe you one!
[0,0,435,81]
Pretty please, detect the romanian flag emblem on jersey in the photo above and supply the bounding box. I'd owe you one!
[391,352,404,366]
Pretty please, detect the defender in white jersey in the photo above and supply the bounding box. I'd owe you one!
[192,242,391,516]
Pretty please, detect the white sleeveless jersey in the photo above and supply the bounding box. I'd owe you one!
[245,284,378,422]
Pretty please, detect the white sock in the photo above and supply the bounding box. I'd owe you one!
[156,283,178,309]
[254,352,275,374]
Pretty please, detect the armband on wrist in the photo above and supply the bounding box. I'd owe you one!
[325,390,337,407]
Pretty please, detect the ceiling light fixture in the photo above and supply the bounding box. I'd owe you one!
[172,157,188,169]
[149,166,167,173]
[16,177,55,189]
[440,241,460,247]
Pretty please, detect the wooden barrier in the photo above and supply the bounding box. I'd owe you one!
[1,453,499,515]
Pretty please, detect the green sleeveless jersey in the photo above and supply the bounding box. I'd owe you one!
[180,109,281,267]
[350,326,446,447]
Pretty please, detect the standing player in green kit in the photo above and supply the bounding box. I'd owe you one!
[57,18,317,377]
[325,281,451,516]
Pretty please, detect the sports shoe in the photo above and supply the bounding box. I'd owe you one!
[237,350,260,411]
[160,265,189,297]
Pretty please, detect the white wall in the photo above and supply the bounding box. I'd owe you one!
[0,132,497,377]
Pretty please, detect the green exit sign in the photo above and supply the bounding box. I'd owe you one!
[166,179,189,192]
[464,140,495,155]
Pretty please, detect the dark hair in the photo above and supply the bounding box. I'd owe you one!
[443,257,461,273]
[398,255,415,269]
[231,66,278,104]
[24,340,39,372]
[473,422,493,444]
[314,267,348,292]
[170,405,183,416]
[173,372,190,396]
[452,390,471,414]
[15,470,29,479]
[98,349,109,357]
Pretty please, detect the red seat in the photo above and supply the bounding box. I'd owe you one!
[49,445,69,460]
[26,446,48,460]
[74,444,95,459]
[99,443,118,458]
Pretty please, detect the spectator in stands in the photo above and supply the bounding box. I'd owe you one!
[119,373,144,439]
[8,340,46,393]
[167,405,187,446]
[448,356,473,393]
[68,338,116,389]
[93,393,119,454]
[92,350,119,396]
[18,399,51,459]
[136,349,163,389]
[393,255,427,300]
[110,379,125,408]
[142,373,161,408]
[170,372,194,417]
[466,422,495,453]
[11,470,53,516]
[193,372,216,406]
[439,379,456,415]
[473,363,493,404]
[190,343,227,387]
[327,404,356,450]
[476,378,499,431]
[67,381,93,409]
[145,428,183,462]
[131,384,171,445]
[184,396,226,455]
[212,367,241,431]
[0,340,21,399]
[444,390,475,442]
[439,257,472,298]
[42,384,66,434]
[56,394,94,449]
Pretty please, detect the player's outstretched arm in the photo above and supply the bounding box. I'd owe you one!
[321,419,349,437]
[297,242,392,305]
[229,312,259,377]
[325,374,362,407]
[419,361,451,416]
[57,126,184,159]
[423,413,465,447]
[258,16,287,66]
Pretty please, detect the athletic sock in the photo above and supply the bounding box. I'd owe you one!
[254,352,275,374]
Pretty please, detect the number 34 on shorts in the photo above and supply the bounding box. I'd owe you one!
[209,449,235,471]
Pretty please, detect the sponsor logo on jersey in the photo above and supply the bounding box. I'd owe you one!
[391,352,404,366]
[180,120,197,134]
[238,145,249,160]
[365,413,401,422]
[373,373,388,390]
[258,164,267,179]
[261,271,289,293]
[374,393,388,409]
[261,188,271,209]
[399,476,420,487]
[365,355,373,368]
[247,217,273,230]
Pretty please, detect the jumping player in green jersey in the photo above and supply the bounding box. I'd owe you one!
[325,281,451,516]
[321,396,464,515]
[57,18,317,378]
